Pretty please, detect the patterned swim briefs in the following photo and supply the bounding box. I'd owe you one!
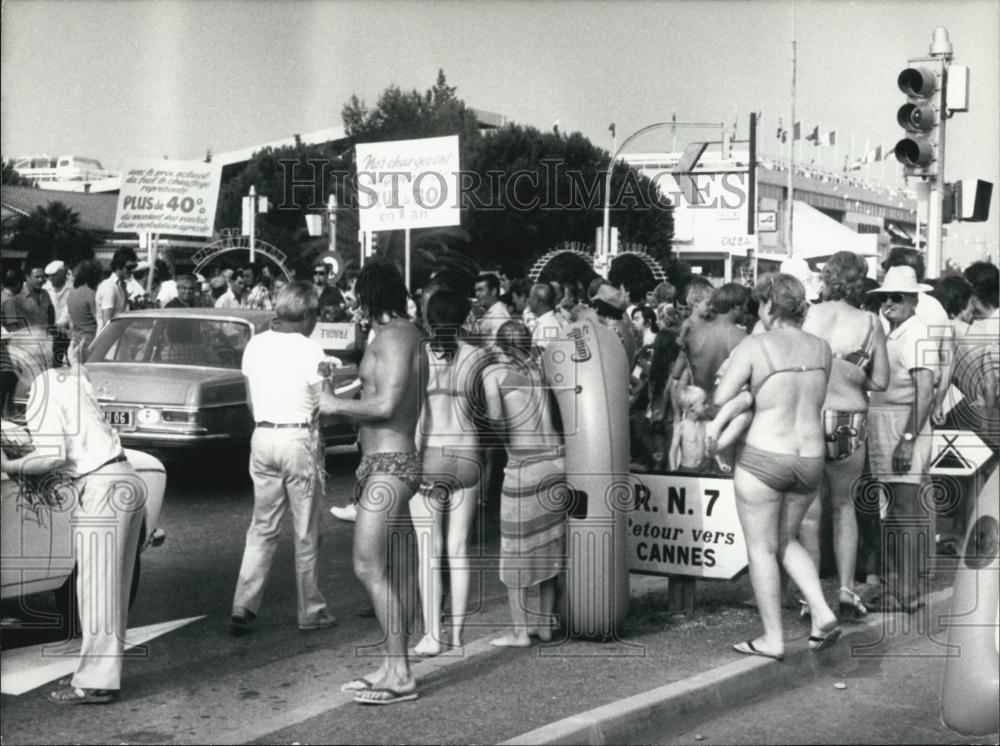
[354,451,423,502]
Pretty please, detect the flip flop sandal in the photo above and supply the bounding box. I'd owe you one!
[732,640,784,661]
[354,687,419,706]
[49,685,118,705]
[340,677,374,693]
[808,627,842,653]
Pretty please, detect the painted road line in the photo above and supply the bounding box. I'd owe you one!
[1,616,205,696]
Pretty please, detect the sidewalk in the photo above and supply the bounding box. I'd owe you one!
[253,565,958,746]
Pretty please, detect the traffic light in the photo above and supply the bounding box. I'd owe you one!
[893,60,945,178]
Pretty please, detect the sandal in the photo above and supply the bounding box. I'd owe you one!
[49,685,119,705]
[838,587,868,621]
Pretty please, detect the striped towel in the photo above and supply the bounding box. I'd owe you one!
[499,448,567,588]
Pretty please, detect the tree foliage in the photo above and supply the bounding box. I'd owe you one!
[2,158,34,186]
[9,202,97,268]
[219,70,673,283]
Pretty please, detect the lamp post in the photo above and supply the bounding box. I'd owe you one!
[600,121,722,276]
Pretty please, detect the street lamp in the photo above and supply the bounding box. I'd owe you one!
[600,121,722,276]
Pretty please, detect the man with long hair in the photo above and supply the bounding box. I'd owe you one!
[325,260,423,705]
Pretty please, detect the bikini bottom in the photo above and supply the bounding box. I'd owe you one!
[737,444,824,494]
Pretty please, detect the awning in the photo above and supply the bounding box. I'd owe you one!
[787,200,878,260]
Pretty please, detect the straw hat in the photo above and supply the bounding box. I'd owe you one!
[867,265,932,294]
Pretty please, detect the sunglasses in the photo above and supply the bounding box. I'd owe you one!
[880,293,908,305]
[125,263,138,271]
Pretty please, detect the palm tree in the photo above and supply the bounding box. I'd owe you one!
[9,202,97,268]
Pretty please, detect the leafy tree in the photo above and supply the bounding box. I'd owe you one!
[466,126,674,270]
[2,158,33,186]
[220,70,673,284]
[9,202,97,267]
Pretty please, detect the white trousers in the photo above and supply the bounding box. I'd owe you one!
[232,427,328,626]
[71,461,145,691]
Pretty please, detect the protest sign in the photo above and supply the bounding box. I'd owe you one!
[355,135,460,232]
[114,160,222,237]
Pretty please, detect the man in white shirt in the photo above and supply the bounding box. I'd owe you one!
[8,338,144,704]
[230,281,338,636]
[528,282,564,350]
[215,271,248,310]
[95,248,137,332]
[881,247,953,421]
[468,273,510,344]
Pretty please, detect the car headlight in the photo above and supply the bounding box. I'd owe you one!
[137,408,161,426]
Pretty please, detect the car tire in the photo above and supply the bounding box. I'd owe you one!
[54,523,145,639]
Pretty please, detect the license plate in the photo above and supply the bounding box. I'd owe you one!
[104,409,133,429]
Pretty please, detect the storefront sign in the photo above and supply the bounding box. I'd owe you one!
[114,159,222,237]
[628,472,747,580]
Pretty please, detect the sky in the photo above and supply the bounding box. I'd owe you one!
[2,0,998,261]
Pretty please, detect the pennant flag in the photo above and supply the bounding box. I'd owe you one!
[805,125,820,145]
[777,117,786,142]
[608,122,615,138]
[793,121,802,140]
[875,144,884,161]
[869,144,883,162]
[823,130,837,146]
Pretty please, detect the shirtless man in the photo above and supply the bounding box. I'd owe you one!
[322,260,423,706]
[670,281,748,398]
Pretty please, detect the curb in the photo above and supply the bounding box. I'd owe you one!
[502,586,954,745]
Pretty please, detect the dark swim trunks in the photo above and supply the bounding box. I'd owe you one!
[354,451,423,503]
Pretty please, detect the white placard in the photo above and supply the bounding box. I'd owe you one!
[355,135,460,231]
[311,322,356,351]
[628,472,747,580]
[114,160,222,237]
[928,429,992,476]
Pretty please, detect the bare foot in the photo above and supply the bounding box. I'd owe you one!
[412,634,450,657]
[490,633,532,647]
[529,626,553,642]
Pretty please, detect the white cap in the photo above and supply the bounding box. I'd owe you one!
[134,260,151,273]
[44,260,66,275]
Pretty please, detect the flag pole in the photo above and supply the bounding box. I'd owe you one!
[785,23,796,257]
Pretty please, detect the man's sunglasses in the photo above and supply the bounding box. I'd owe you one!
[880,293,908,305]
[125,263,138,271]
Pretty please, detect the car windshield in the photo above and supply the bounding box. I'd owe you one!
[88,317,254,369]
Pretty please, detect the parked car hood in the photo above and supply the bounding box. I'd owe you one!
[85,363,244,407]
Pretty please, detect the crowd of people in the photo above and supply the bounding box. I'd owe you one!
[1,243,997,706]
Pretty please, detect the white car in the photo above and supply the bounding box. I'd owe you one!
[0,448,166,636]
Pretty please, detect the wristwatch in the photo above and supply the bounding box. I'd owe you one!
[901,432,915,442]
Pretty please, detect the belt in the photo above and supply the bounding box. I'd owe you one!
[256,421,311,429]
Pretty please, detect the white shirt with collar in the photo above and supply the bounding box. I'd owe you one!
[241,330,325,424]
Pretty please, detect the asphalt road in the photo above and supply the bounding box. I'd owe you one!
[656,628,999,745]
[2,448,988,745]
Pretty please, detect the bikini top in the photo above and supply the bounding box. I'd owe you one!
[831,313,876,369]
[750,332,831,398]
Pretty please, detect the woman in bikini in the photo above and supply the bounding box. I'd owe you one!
[411,289,488,656]
[714,273,841,660]
[800,252,889,619]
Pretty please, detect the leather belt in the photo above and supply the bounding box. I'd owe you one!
[256,421,311,429]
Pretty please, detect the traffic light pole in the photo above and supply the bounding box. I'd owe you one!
[925,29,952,279]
